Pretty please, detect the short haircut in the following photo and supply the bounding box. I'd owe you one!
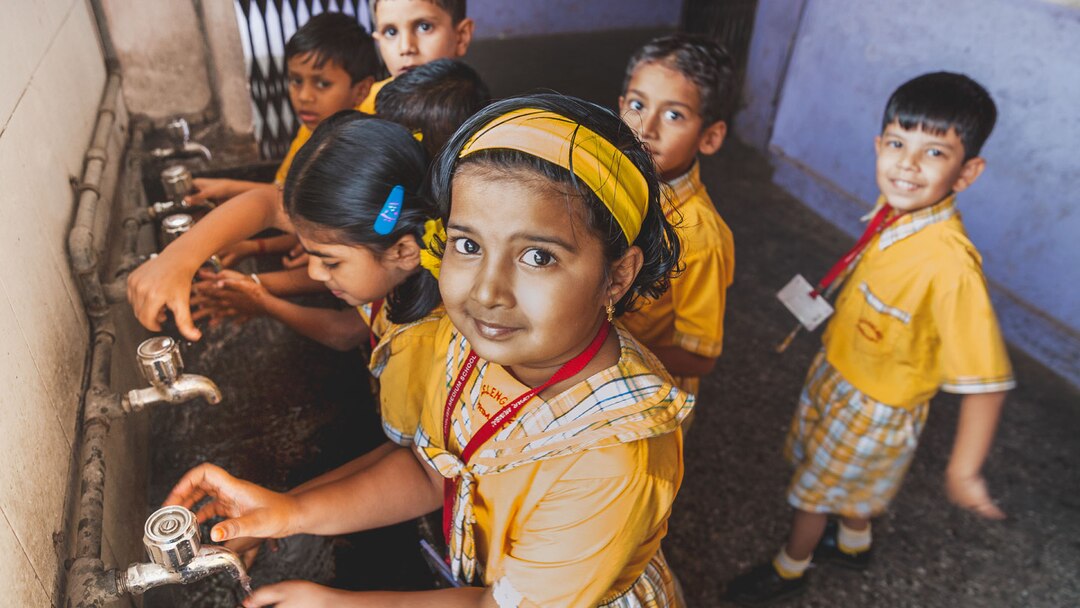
[375,59,491,157]
[369,0,467,24]
[284,12,379,84]
[623,34,737,125]
[882,72,997,159]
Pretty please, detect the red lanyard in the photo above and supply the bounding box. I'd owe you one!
[812,204,900,297]
[441,321,612,543]
[368,298,384,350]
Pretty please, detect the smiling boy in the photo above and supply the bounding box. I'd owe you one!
[724,72,1014,605]
[618,35,737,397]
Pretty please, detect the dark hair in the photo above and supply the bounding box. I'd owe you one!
[430,94,680,317]
[882,72,997,159]
[623,34,737,125]
[285,13,379,84]
[284,111,440,323]
[376,59,491,158]
[370,0,467,24]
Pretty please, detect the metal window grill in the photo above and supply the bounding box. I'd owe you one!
[682,0,759,90]
[234,0,373,160]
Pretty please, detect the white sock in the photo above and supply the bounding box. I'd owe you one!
[837,521,872,554]
[772,547,811,579]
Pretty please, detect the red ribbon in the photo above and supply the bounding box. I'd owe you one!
[440,321,612,544]
[811,204,900,297]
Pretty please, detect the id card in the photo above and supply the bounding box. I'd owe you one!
[777,274,834,331]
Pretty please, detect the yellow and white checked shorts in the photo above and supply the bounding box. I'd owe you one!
[784,350,929,518]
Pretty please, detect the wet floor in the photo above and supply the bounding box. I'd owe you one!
[143,28,1080,608]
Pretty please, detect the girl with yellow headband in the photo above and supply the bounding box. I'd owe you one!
[164,94,693,607]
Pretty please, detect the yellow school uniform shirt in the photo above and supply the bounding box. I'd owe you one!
[272,77,391,185]
[621,162,735,394]
[824,195,1015,409]
[366,303,444,446]
[414,316,692,606]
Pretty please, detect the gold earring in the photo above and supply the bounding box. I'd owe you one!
[606,298,615,323]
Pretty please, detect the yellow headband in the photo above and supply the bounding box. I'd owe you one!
[458,108,649,244]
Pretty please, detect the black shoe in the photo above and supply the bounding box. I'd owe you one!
[813,520,872,570]
[723,562,807,606]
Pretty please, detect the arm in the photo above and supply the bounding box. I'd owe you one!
[244,581,495,608]
[648,345,717,377]
[188,177,269,206]
[165,448,443,541]
[256,267,326,297]
[945,391,1007,519]
[127,184,291,339]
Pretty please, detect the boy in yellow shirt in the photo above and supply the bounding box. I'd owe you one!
[725,72,1015,605]
[618,34,737,395]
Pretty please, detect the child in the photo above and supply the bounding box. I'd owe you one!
[194,12,379,204]
[724,72,1014,605]
[189,60,491,348]
[370,0,474,84]
[618,34,736,396]
[164,94,693,607]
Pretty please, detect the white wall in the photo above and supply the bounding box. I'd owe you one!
[0,0,105,604]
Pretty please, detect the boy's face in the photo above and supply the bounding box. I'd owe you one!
[372,0,474,77]
[874,121,986,213]
[619,61,726,181]
[287,53,371,130]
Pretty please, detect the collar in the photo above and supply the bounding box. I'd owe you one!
[873,193,958,250]
[665,161,704,210]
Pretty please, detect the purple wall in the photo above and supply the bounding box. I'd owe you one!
[470,0,682,39]
[737,0,1080,386]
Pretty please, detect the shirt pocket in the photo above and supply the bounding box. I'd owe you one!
[851,282,911,357]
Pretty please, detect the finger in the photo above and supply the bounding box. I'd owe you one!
[244,584,290,608]
[197,268,223,281]
[170,295,202,341]
[969,500,1006,520]
[210,510,270,543]
[163,463,228,510]
[190,307,215,322]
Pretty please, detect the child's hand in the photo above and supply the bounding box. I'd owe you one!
[216,240,258,268]
[127,251,202,340]
[163,463,298,543]
[192,269,269,321]
[243,580,345,608]
[282,242,309,269]
[945,471,1006,520]
[186,178,232,207]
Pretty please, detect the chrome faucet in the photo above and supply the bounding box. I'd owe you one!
[123,337,222,414]
[148,118,213,163]
[117,506,250,596]
[157,214,223,271]
[148,165,215,219]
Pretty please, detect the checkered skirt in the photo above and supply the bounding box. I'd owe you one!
[784,350,929,518]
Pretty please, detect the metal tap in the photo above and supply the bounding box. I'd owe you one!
[123,337,222,413]
[148,118,213,162]
[116,506,249,596]
[148,165,215,219]
[156,214,223,271]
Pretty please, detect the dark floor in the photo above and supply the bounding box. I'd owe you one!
[145,28,1080,608]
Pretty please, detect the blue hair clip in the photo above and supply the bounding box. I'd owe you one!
[373,185,404,235]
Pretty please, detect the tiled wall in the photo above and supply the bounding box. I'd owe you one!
[0,0,107,604]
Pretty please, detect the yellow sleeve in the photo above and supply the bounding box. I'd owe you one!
[372,315,444,445]
[670,245,730,358]
[495,443,674,607]
[933,269,1015,394]
[273,125,312,186]
[358,77,392,114]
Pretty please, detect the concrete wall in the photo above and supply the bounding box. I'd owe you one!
[0,0,101,604]
[471,0,681,39]
[737,0,1080,386]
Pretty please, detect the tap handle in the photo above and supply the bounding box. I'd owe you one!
[160,213,194,246]
[143,505,201,571]
[136,336,184,387]
[161,165,194,203]
[166,118,190,147]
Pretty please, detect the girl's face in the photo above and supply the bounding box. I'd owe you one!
[440,167,629,384]
[297,227,417,307]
